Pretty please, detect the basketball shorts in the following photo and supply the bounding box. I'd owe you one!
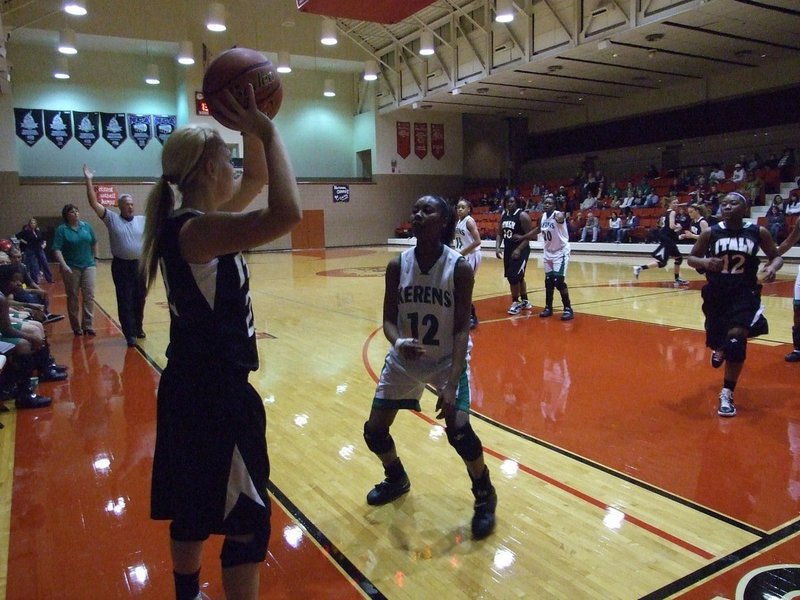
[543,252,569,277]
[151,361,271,541]
[464,250,482,274]
[503,243,530,284]
[701,283,762,350]
[794,264,800,305]
[373,351,472,413]
[650,236,681,265]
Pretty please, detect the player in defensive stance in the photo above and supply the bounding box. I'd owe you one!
[363,195,497,540]
[514,195,574,321]
[454,199,482,329]
[776,217,800,362]
[687,192,782,417]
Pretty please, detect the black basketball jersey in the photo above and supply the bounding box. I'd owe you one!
[661,209,679,241]
[689,217,708,236]
[159,209,258,370]
[705,222,762,290]
[500,208,525,248]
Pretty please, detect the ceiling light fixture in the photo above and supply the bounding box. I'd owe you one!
[63,1,87,16]
[597,39,611,51]
[420,30,434,56]
[495,0,514,23]
[451,87,460,95]
[363,60,378,81]
[58,29,77,55]
[53,57,70,79]
[206,3,226,32]
[323,78,335,97]
[145,63,160,85]
[177,40,195,65]
[321,18,338,45]
[277,51,292,74]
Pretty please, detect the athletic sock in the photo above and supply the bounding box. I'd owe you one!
[641,265,650,271]
[521,294,529,301]
[173,570,200,600]
[723,379,737,393]
[385,457,407,481]
[793,326,800,351]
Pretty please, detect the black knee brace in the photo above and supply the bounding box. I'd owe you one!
[544,272,556,290]
[724,335,746,363]
[674,255,683,266]
[364,422,395,456]
[220,520,270,568]
[553,275,567,291]
[446,423,483,462]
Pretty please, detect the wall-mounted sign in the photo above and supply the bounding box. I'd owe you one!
[74,111,100,149]
[101,112,127,148]
[95,184,117,207]
[14,108,44,147]
[44,110,73,149]
[332,184,350,203]
[128,114,152,150]
[153,115,177,145]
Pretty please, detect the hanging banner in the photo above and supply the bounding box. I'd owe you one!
[153,115,177,145]
[95,184,118,208]
[44,110,73,149]
[396,121,410,159]
[101,112,127,148]
[74,111,100,149]
[128,114,153,150]
[431,123,445,160]
[414,122,428,159]
[332,184,350,203]
[14,108,44,147]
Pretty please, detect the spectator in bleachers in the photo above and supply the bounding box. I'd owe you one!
[579,212,600,242]
[709,164,726,183]
[7,247,61,322]
[785,194,800,216]
[607,211,622,243]
[618,209,639,243]
[644,189,660,208]
[580,192,598,211]
[555,186,569,212]
[16,217,53,285]
[766,204,786,242]
[731,162,746,184]
[742,171,764,205]
[747,152,762,173]
[770,194,784,212]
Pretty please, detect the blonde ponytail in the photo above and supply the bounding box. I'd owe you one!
[141,177,175,291]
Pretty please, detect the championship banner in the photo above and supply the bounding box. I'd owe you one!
[44,110,73,149]
[153,115,177,145]
[431,123,445,160]
[14,108,44,147]
[74,111,100,149]
[101,112,127,148]
[128,114,153,150]
[95,184,118,208]
[332,184,350,203]
[414,122,428,159]
[396,121,410,159]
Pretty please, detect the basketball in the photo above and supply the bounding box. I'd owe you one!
[202,47,283,129]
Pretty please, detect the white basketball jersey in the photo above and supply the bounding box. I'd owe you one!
[454,215,482,272]
[394,245,471,365]
[540,210,570,257]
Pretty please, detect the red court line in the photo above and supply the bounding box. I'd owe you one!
[361,325,716,561]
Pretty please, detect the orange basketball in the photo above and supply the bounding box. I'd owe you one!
[202,47,283,129]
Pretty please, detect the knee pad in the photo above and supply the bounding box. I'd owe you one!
[364,422,395,456]
[544,273,555,289]
[655,258,668,268]
[446,423,483,462]
[724,335,747,363]
[553,275,567,291]
[674,255,683,266]
[220,520,270,568]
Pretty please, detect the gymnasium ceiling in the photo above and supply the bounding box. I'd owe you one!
[1,0,799,121]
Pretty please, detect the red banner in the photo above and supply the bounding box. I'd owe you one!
[396,121,410,159]
[414,122,428,159]
[95,184,117,207]
[431,123,444,160]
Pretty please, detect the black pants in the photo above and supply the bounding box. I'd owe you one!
[112,257,146,339]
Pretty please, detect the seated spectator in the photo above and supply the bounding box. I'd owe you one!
[607,211,622,243]
[747,152,762,173]
[580,193,598,211]
[555,186,569,211]
[644,191,660,208]
[731,163,746,183]
[766,204,786,242]
[6,248,61,322]
[709,163,726,183]
[619,209,640,243]
[770,194,784,212]
[785,194,800,216]
[580,212,600,242]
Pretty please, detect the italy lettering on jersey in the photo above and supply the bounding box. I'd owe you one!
[394,245,471,365]
[540,210,570,256]
[706,222,762,289]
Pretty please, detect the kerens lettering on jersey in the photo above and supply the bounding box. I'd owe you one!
[714,236,755,255]
[398,285,453,307]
